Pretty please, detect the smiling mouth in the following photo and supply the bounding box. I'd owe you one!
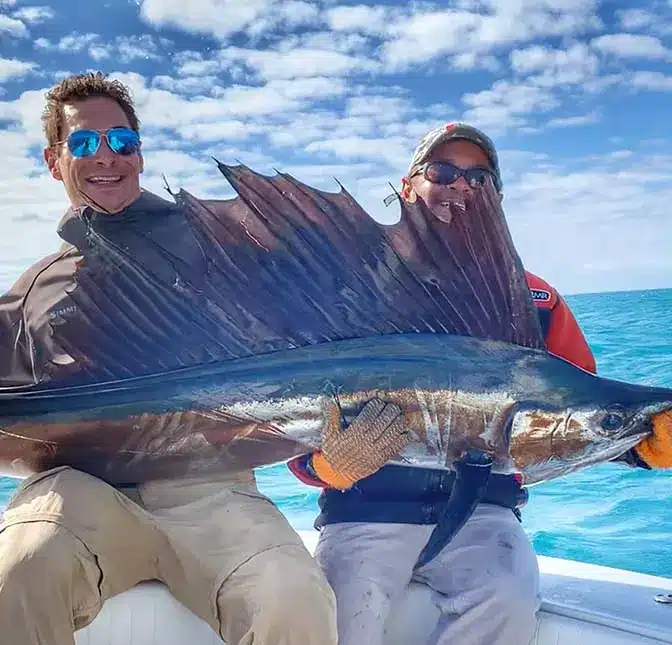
[440,199,466,211]
[432,199,465,224]
[86,176,123,185]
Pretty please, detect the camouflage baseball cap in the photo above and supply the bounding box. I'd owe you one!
[408,122,502,191]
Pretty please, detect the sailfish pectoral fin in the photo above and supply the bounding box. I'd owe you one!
[415,449,493,569]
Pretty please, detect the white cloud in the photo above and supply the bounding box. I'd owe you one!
[346,95,412,119]
[213,83,314,116]
[117,35,164,62]
[87,45,111,61]
[546,110,600,128]
[153,74,220,94]
[261,111,376,149]
[511,43,597,75]
[0,57,37,82]
[452,52,501,72]
[591,33,671,60]
[280,162,377,186]
[139,0,273,40]
[142,149,214,179]
[305,135,410,167]
[616,7,672,36]
[174,121,258,143]
[218,46,379,81]
[503,153,672,293]
[280,1,320,24]
[34,33,164,64]
[0,12,27,37]
[0,88,48,146]
[382,1,602,69]
[383,10,483,68]
[510,45,555,73]
[265,0,321,29]
[34,32,99,54]
[510,43,599,87]
[254,92,445,158]
[297,30,372,55]
[11,5,54,24]
[104,72,347,136]
[326,5,390,36]
[583,149,633,163]
[242,0,323,38]
[274,160,404,225]
[175,53,221,77]
[89,35,165,63]
[0,128,72,274]
[461,80,559,132]
[617,8,656,30]
[630,71,672,91]
[173,35,378,82]
[109,72,240,126]
[581,72,626,94]
[268,76,347,100]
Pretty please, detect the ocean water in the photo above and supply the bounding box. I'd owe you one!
[1,288,671,578]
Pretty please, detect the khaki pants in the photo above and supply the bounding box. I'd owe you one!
[0,466,337,645]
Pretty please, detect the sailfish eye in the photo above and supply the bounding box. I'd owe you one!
[601,412,625,431]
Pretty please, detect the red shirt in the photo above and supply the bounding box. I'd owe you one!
[288,271,596,487]
[524,271,596,374]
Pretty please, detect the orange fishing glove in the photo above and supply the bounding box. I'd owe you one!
[311,398,415,490]
[634,410,672,468]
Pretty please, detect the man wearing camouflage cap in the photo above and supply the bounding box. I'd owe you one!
[403,121,503,195]
[287,122,599,645]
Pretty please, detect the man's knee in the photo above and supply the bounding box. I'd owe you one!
[0,521,102,624]
[482,567,540,621]
[475,511,540,618]
[267,551,335,621]
[217,545,337,644]
[1,521,77,582]
[245,544,336,618]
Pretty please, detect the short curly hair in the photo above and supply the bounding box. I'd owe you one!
[42,71,140,147]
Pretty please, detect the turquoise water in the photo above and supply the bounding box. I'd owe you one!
[1,288,671,577]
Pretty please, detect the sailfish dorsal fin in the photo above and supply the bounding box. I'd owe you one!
[21,162,545,384]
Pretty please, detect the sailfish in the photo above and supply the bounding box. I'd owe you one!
[0,162,669,528]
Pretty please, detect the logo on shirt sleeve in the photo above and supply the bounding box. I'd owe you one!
[530,288,551,302]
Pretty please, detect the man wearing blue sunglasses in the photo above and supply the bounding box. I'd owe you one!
[0,72,340,645]
[44,93,144,216]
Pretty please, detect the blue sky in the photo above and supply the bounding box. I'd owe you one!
[1,0,671,295]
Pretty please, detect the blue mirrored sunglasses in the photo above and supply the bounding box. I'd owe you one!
[60,127,141,159]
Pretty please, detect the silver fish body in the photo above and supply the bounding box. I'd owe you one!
[1,333,669,486]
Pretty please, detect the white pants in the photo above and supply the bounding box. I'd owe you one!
[314,504,540,645]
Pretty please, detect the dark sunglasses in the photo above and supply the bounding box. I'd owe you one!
[411,161,501,191]
[56,127,141,159]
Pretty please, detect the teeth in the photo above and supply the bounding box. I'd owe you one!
[88,176,121,183]
[440,200,466,211]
